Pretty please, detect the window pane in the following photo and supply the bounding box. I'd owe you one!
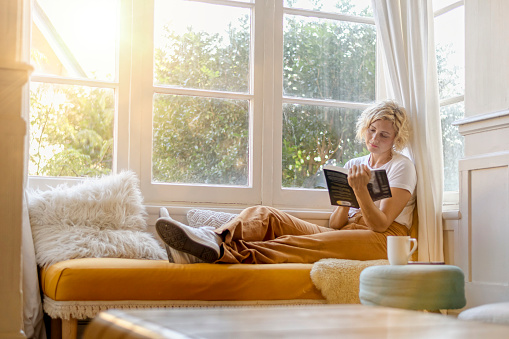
[283,15,376,102]
[282,104,367,189]
[441,102,464,192]
[435,6,465,99]
[29,83,114,177]
[31,0,118,81]
[154,0,251,92]
[152,94,249,186]
[284,0,373,17]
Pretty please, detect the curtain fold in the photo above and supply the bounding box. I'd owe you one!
[372,0,444,261]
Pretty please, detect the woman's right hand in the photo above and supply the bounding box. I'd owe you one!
[347,165,371,192]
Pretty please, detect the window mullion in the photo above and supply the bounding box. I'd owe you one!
[440,95,464,107]
[434,1,463,17]
[283,97,371,110]
[261,0,283,207]
[153,85,253,101]
[115,0,133,172]
[284,7,375,25]
[130,0,154,179]
[30,75,118,89]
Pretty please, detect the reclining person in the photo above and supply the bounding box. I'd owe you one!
[156,100,417,264]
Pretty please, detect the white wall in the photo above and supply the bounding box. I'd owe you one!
[464,0,509,117]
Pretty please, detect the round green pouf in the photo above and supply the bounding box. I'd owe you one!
[359,265,466,311]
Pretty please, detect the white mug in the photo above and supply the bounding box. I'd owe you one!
[387,236,417,265]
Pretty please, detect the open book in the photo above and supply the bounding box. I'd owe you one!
[323,165,392,208]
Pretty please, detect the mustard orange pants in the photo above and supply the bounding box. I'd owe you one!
[214,206,409,264]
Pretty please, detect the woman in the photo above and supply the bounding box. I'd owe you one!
[156,100,416,264]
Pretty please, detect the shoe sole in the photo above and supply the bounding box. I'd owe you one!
[156,218,219,263]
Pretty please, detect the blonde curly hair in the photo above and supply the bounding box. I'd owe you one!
[355,100,411,152]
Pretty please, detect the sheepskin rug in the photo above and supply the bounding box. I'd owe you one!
[310,258,389,304]
[27,171,166,267]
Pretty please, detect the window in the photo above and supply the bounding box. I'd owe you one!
[28,0,376,209]
[277,0,376,207]
[151,0,251,186]
[433,0,465,199]
[29,0,120,179]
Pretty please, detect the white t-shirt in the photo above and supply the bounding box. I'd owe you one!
[344,152,417,228]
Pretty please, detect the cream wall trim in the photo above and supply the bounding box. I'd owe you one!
[453,109,509,135]
[455,109,509,158]
[457,151,509,307]
[0,0,31,337]
[0,65,31,339]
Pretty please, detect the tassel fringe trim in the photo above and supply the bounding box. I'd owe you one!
[43,296,326,320]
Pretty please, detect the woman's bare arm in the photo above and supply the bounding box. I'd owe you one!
[329,205,350,229]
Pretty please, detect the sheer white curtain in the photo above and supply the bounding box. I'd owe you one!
[372,0,444,261]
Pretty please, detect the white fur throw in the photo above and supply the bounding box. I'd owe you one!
[310,259,389,304]
[28,171,166,267]
[187,209,237,228]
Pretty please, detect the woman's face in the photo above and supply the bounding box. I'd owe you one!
[365,119,396,156]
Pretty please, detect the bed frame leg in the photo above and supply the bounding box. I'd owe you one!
[62,317,78,339]
[50,318,62,339]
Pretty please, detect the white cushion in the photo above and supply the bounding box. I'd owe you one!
[28,171,166,267]
[459,302,509,325]
[187,209,237,228]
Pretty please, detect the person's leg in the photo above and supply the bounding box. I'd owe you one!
[156,205,328,264]
[218,217,409,264]
[215,205,333,243]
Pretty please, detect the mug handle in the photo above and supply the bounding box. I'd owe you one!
[408,238,418,259]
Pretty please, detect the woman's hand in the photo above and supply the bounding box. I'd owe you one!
[347,165,371,192]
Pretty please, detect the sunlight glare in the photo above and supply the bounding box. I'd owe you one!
[34,0,119,81]
[154,0,249,49]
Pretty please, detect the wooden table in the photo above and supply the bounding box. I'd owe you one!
[83,304,509,338]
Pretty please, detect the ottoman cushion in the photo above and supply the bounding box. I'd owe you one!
[359,265,466,310]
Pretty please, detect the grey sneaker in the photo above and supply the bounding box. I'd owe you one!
[163,244,204,264]
[156,214,222,263]
[158,208,203,264]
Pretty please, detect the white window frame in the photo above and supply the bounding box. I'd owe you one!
[433,0,464,206]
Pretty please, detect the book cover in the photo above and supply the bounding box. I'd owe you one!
[323,165,392,208]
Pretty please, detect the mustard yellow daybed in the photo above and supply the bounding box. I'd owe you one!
[40,258,325,339]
